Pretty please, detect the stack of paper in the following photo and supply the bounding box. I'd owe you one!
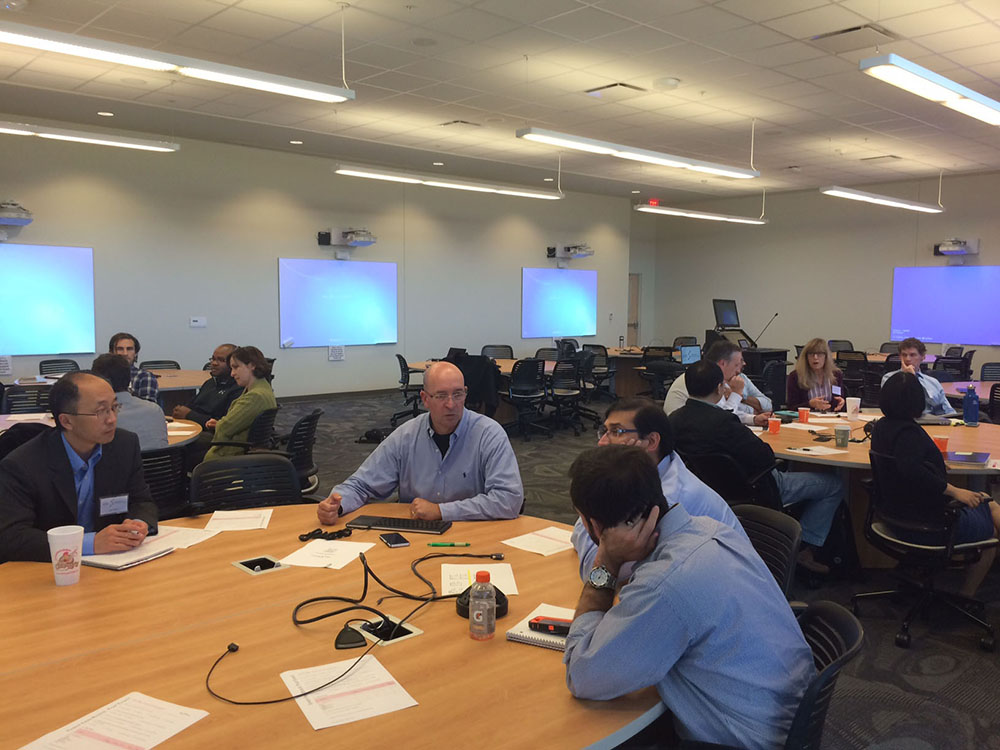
[204,509,272,531]
[501,526,573,556]
[166,422,199,437]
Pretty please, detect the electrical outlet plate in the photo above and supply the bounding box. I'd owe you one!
[350,615,423,647]
[328,346,345,361]
[189,316,207,328]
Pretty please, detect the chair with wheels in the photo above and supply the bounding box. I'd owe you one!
[39,359,79,376]
[677,452,782,511]
[573,349,602,426]
[555,339,576,359]
[481,344,513,360]
[880,341,901,354]
[755,359,786,410]
[638,347,681,400]
[990,383,1000,422]
[582,344,614,401]
[834,351,867,397]
[945,345,964,357]
[141,446,188,519]
[1,385,51,414]
[501,358,551,441]
[960,350,976,381]
[931,356,964,380]
[980,362,1000,381]
[254,409,323,493]
[208,407,279,454]
[545,359,585,436]
[391,354,424,427]
[882,353,901,374]
[827,339,854,353]
[534,347,559,362]
[732,504,801,598]
[189,454,315,515]
[851,450,998,651]
[140,360,181,370]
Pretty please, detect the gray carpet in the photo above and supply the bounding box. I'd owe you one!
[276,391,1000,749]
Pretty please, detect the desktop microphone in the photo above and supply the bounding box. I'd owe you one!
[754,312,778,343]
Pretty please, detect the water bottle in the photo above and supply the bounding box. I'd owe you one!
[618,335,625,349]
[468,571,496,641]
[963,384,979,426]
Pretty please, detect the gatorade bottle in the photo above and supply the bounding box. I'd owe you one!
[468,571,496,641]
[963,385,979,427]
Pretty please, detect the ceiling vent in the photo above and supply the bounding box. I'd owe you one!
[860,154,903,164]
[438,119,481,127]
[809,24,896,53]
[584,82,648,101]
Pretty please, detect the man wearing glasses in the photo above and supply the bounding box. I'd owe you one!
[0,372,159,563]
[317,361,523,523]
[172,344,243,427]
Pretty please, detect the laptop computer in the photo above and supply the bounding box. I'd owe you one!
[679,344,701,365]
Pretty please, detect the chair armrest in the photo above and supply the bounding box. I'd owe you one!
[678,741,743,750]
[789,600,808,616]
[748,462,778,485]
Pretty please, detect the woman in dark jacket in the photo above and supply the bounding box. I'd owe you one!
[786,338,845,411]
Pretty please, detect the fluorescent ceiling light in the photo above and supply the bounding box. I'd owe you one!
[0,20,354,103]
[334,163,563,200]
[0,120,179,152]
[860,53,1000,126]
[819,186,943,214]
[633,202,767,225]
[516,127,759,180]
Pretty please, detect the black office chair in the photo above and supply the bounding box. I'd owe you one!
[827,339,854,353]
[732,504,801,598]
[861,366,882,408]
[391,354,424,427]
[209,407,279,453]
[931,356,964,379]
[534,347,559,362]
[672,336,697,347]
[755,359,787,411]
[945,345,964,357]
[834,351,867,397]
[677,452,782,511]
[546,359,585,436]
[481,344,513,360]
[38,359,79,376]
[573,349,602,426]
[141,446,188,519]
[851,450,998,651]
[202,362,212,371]
[582,344,614,401]
[189,454,314,515]
[879,341,901,354]
[555,339,576,359]
[980,362,1000,381]
[960,350,976,381]
[140,359,180,370]
[256,409,323,493]
[638,347,682,401]
[0,422,51,460]
[502,358,552,441]
[1,385,51,414]
[882,353,901,374]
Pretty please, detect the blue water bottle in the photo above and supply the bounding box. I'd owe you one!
[963,385,979,427]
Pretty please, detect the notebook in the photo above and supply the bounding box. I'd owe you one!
[505,603,575,652]
[945,451,990,465]
[81,535,175,570]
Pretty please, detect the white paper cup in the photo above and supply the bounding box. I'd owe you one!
[845,397,861,419]
[47,525,84,586]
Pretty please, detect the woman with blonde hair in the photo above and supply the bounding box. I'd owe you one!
[786,338,845,411]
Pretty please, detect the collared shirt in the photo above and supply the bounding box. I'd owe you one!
[332,409,524,521]
[114,392,168,450]
[60,433,103,555]
[881,369,957,416]
[129,363,159,404]
[564,506,815,749]
[571,452,748,581]
[664,373,765,425]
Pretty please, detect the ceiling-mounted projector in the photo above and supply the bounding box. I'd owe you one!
[0,200,32,226]
[933,238,978,256]
[339,228,376,247]
[557,243,593,259]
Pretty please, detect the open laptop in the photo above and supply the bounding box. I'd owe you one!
[679,344,701,365]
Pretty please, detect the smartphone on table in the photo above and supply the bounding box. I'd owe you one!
[379,532,410,548]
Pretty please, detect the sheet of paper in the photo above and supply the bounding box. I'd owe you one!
[781,422,828,432]
[786,446,848,456]
[279,539,375,569]
[204,509,272,531]
[280,654,416,731]
[501,526,573,556]
[166,425,199,435]
[440,563,518,595]
[4,412,51,422]
[23,691,207,749]
[154,525,220,549]
[746,425,763,433]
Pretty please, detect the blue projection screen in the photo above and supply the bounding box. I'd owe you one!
[521,267,597,339]
[891,265,1000,345]
[0,243,95,355]
[278,258,397,347]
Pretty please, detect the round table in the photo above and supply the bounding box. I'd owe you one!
[0,414,202,447]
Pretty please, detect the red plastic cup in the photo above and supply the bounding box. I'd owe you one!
[768,417,780,435]
[798,407,809,423]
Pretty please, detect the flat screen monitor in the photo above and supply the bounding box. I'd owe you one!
[679,344,701,365]
[278,258,397,347]
[712,298,740,328]
[891,266,1000,345]
[521,267,597,339]
[0,243,95,355]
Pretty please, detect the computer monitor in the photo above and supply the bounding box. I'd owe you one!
[712,299,740,328]
[679,344,701,365]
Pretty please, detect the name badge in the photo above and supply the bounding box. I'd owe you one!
[831,385,842,396]
[99,494,129,516]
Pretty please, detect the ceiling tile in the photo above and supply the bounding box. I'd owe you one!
[471,0,583,25]
[480,26,575,56]
[592,0,701,23]
[736,40,826,67]
[359,69,436,92]
[647,6,750,39]
[943,41,1000,66]
[763,5,870,38]
[13,0,114,27]
[915,23,999,53]
[776,55,856,79]
[350,0,465,26]
[348,42,425,69]
[423,8,520,42]
[172,25,261,55]
[716,0,828,23]
[413,81,482,102]
[114,0,225,25]
[8,67,93,90]
[839,0,958,20]
[198,7,302,41]
[536,7,636,42]
[89,8,190,39]
[226,0,340,25]
[586,25,683,56]
[883,5,985,36]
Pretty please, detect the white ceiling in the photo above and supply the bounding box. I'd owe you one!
[1,0,1000,202]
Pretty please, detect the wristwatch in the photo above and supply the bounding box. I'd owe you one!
[587,565,617,591]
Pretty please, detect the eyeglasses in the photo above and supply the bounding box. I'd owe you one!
[66,402,122,419]
[425,388,467,403]
[597,425,640,439]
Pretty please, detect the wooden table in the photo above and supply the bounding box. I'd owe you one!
[0,414,202,447]
[411,359,554,377]
[867,352,936,365]
[151,369,209,413]
[943,381,999,402]
[0,504,660,749]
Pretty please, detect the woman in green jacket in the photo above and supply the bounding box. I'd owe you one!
[203,346,277,461]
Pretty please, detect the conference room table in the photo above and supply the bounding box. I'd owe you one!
[0,414,203,446]
[151,369,210,413]
[943,381,999,402]
[866,352,937,365]
[0,504,661,749]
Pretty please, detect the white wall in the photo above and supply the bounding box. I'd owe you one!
[627,211,659,348]
[650,171,1000,375]
[3,131,631,396]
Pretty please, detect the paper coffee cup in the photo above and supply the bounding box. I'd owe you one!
[834,423,851,447]
[47,525,84,586]
[798,407,809,423]
[846,397,861,419]
[768,417,780,435]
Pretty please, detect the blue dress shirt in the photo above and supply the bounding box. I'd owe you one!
[332,409,523,521]
[564,506,815,749]
[60,433,103,555]
[881,369,956,416]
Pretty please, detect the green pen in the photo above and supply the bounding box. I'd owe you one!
[427,542,470,547]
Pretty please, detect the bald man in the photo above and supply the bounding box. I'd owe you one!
[317,362,523,523]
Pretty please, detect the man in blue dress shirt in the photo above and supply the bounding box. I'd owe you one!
[317,361,523,523]
[563,445,814,749]
[881,337,956,417]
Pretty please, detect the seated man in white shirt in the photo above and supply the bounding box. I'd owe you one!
[881,337,957,418]
[664,341,771,426]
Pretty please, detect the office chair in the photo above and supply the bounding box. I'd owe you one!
[481,344,513,360]
[1,385,51,414]
[140,359,181,370]
[827,339,854,353]
[38,359,79,376]
[851,450,998,651]
[960,350,976,381]
[882,353,901,374]
[980,362,1000,381]
[502,358,551,441]
[677,452,782,511]
[189,454,315,515]
[141,446,188,519]
[732,504,802,598]
[391,354,424,427]
[255,409,323,493]
[582,344,614,400]
[879,341,901,354]
[834,351,867,397]
[534,347,559,362]
[931,356,964,379]
[945,345,964,357]
[861,367,882,408]
[794,344,804,358]
[573,349,602,426]
[990,383,1000,422]
[208,407,279,453]
[638,348,682,401]
[756,359,787,411]
[545,359,585,436]
[555,339,576,359]
[672,336,697,347]
[0,422,51,460]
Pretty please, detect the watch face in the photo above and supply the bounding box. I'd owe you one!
[588,566,614,589]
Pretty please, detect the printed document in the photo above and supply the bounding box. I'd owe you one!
[204,509,272,531]
[279,539,375,569]
[502,526,573,556]
[440,563,518,595]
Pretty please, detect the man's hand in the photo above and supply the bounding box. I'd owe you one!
[94,519,148,554]
[205,418,218,430]
[172,405,191,419]
[901,363,918,375]
[728,375,746,396]
[594,505,660,575]
[317,493,342,525]
[411,498,442,520]
[947,486,989,509]
[753,411,772,426]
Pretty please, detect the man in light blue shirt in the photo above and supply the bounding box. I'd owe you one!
[664,341,772,426]
[317,362,523,523]
[564,445,814,749]
[571,398,748,580]
[92,354,168,451]
[881,337,956,417]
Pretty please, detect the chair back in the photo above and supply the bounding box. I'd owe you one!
[882,353,901,374]
[534,347,558,362]
[283,409,323,486]
[203,361,212,371]
[732,504,801,597]
[990,383,1000,422]
[641,346,673,362]
[246,407,279,448]
[945,346,964,357]
[189,454,303,514]
[794,344,804,358]
[141,446,188,519]
[481,344,513,359]
[677,452,782,510]
[509,358,545,396]
[827,339,854,353]
[39,359,79,376]
[140,360,180,370]
[395,353,414,387]
[759,360,787,410]
[582,344,608,357]
[784,601,864,750]
[0,422,50,460]
[575,348,596,384]
[866,449,955,549]
[931,356,963,379]
[980,362,1000,381]
[1,385,50,414]
[879,341,900,354]
[960,350,976,380]
[672,336,697,347]
[555,339,576,359]
[549,359,580,392]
